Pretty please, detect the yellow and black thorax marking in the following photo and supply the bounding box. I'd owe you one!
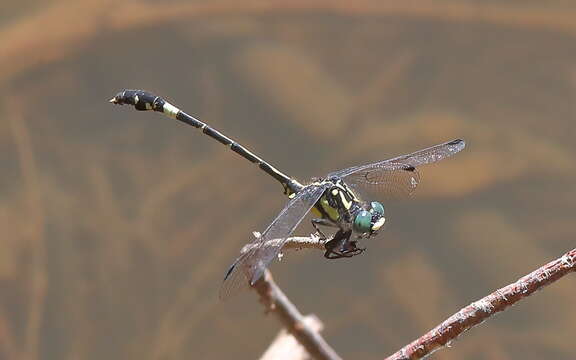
[310,179,360,223]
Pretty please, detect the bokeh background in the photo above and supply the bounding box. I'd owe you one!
[1,1,576,359]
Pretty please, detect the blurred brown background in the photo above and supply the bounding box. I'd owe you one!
[1,1,576,359]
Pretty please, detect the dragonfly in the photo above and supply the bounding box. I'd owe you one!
[110,89,466,299]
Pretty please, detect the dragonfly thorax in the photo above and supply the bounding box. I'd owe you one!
[311,178,355,223]
[315,178,386,236]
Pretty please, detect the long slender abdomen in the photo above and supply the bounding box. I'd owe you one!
[110,89,304,195]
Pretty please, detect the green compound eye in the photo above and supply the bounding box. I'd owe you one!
[353,210,372,233]
[370,201,385,216]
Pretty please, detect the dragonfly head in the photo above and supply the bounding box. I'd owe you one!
[353,201,385,235]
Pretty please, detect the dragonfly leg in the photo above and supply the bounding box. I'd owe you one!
[311,218,336,240]
[324,230,363,259]
[344,240,366,256]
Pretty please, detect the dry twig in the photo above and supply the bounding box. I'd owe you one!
[385,247,576,360]
[260,315,324,360]
[245,236,576,359]
[237,233,340,360]
[241,232,327,255]
[253,269,342,360]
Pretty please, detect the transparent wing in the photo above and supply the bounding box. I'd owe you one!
[219,183,329,300]
[344,167,422,199]
[329,139,465,198]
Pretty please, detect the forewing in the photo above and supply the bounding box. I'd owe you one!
[330,139,465,198]
[219,183,328,300]
[344,166,421,199]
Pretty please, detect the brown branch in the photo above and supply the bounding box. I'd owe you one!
[260,315,324,360]
[385,247,576,360]
[241,232,326,255]
[238,233,339,359]
[253,270,342,360]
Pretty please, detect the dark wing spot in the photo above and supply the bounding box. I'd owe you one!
[448,139,464,145]
[223,262,236,281]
